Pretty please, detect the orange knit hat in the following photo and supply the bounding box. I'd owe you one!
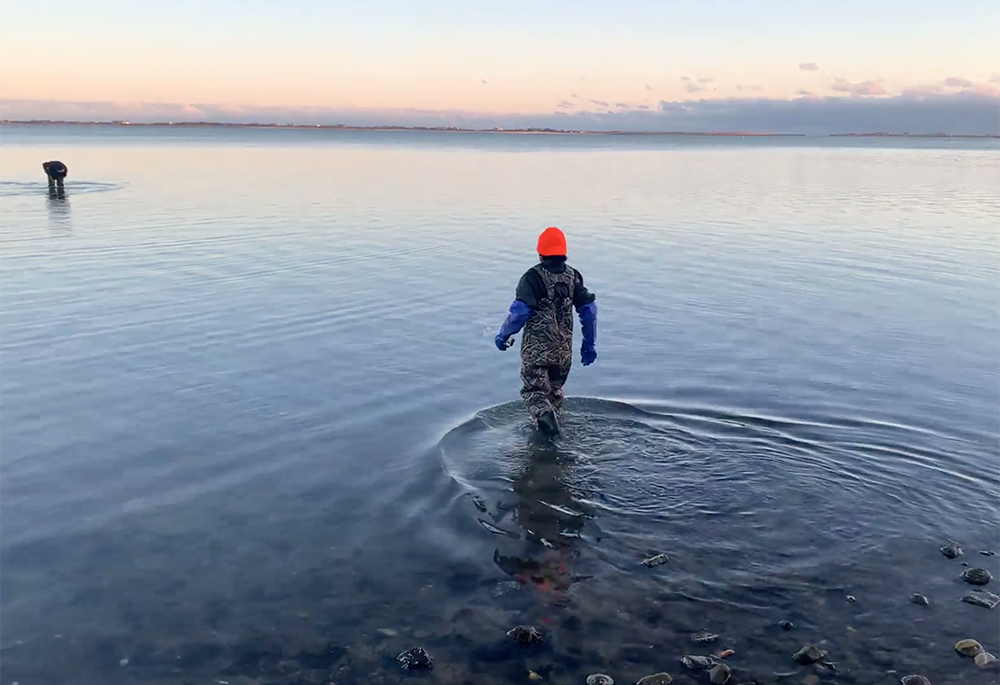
[536,226,567,257]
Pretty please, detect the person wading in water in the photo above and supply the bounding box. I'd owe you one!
[494,227,598,435]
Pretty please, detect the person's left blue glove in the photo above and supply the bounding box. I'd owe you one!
[578,301,597,366]
[495,300,531,351]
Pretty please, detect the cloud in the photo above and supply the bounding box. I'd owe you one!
[556,100,576,110]
[799,63,820,72]
[2,91,997,135]
[796,89,814,96]
[944,76,974,88]
[991,75,1000,85]
[645,84,653,91]
[681,76,691,82]
[615,102,629,109]
[697,77,714,83]
[481,79,488,85]
[737,85,764,92]
[589,99,610,107]
[831,78,887,96]
[684,82,705,94]
[637,105,650,110]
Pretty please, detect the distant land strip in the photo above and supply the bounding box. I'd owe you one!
[2,120,998,138]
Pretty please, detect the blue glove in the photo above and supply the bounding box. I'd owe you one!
[495,300,531,351]
[578,301,597,366]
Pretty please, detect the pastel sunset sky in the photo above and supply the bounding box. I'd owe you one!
[2,0,998,133]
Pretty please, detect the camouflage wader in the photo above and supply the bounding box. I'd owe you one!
[520,264,576,423]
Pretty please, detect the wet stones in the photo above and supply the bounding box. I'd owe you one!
[506,625,543,644]
[714,649,735,659]
[900,676,932,685]
[845,595,856,603]
[681,656,716,671]
[962,589,1000,609]
[586,674,614,685]
[980,550,997,557]
[710,663,732,685]
[642,553,670,567]
[778,620,794,631]
[636,674,673,685]
[692,630,719,644]
[975,652,1000,670]
[791,645,826,665]
[960,567,993,586]
[954,639,983,657]
[910,593,930,606]
[940,542,963,559]
[396,647,432,670]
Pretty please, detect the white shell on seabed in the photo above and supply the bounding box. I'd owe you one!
[586,674,614,685]
[642,553,669,567]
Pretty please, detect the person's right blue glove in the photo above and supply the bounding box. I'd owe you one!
[578,301,597,366]
[495,300,531,351]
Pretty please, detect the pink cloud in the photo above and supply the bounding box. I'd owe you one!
[684,82,705,94]
[831,78,887,97]
[944,77,974,88]
[799,63,820,71]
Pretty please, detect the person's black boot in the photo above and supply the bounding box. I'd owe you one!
[537,409,560,436]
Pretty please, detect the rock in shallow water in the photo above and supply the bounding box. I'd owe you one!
[962,590,1000,609]
[778,620,794,631]
[900,676,931,685]
[710,663,731,685]
[642,553,669,567]
[940,543,963,559]
[910,593,930,606]
[507,625,543,644]
[586,674,614,685]
[692,630,719,643]
[975,652,999,670]
[681,655,716,670]
[954,639,983,657]
[636,673,673,685]
[792,645,826,665]
[396,647,432,670]
[960,567,993,585]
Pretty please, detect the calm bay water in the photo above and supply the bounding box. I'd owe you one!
[1,125,998,685]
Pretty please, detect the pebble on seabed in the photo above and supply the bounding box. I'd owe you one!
[981,550,998,557]
[976,652,1000,669]
[846,595,856,603]
[940,542,963,559]
[954,639,984,657]
[962,590,1000,609]
[507,625,543,644]
[642,553,669,567]
[636,673,673,685]
[396,647,433,670]
[910,593,930,606]
[778,620,794,631]
[586,674,614,685]
[792,645,827,665]
[960,567,993,586]
[693,630,720,643]
[709,663,731,685]
[681,655,716,670]
[900,676,932,685]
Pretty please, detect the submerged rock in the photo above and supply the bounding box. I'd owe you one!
[681,656,716,670]
[845,595,856,603]
[960,567,993,585]
[396,647,432,670]
[643,553,670,567]
[962,590,1000,609]
[507,625,543,644]
[792,645,826,665]
[954,639,983,657]
[940,542,963,559]
[910,593,930,606]
[900,676,931,685]
[980,550,997,557]
[715,649,735,659]
[710,663,731,685]
[975,652,999,670]
[528,671,543,680]
[636,674,673,685]
[692,630,719,644]
[586,674,614,685]
[778,620,794,631]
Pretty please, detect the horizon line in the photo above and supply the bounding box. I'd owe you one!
[3,120,999,139]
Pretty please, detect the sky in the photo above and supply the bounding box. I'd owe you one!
[1,0,998,133]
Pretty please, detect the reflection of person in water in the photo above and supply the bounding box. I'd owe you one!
[492,434,591,603]
[42,160,68,191]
